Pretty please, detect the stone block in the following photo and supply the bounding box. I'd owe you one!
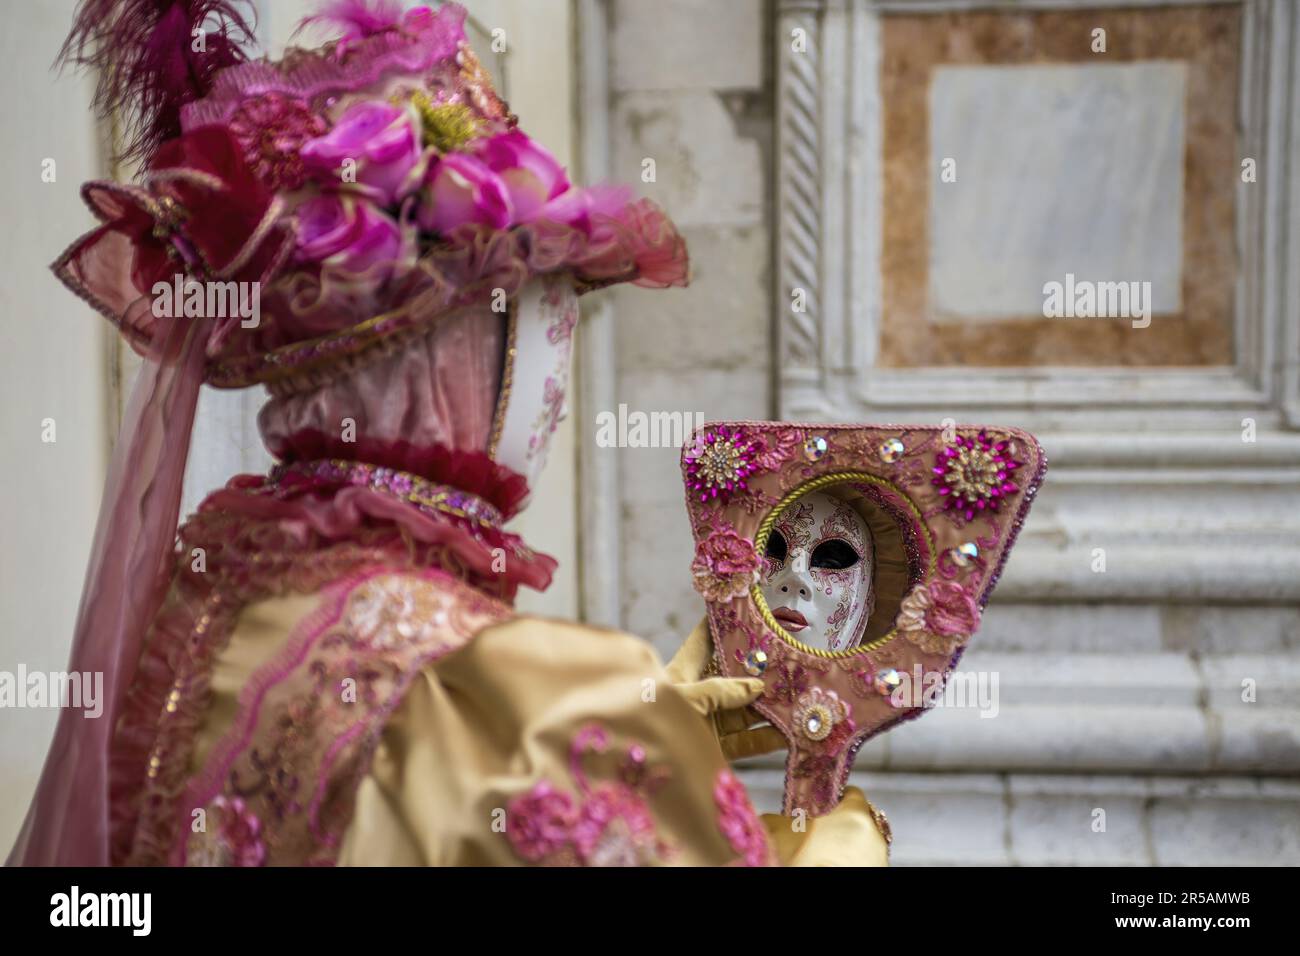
[610,0,763,93]
[612,91,764,229]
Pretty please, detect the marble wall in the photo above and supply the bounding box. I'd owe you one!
[881,4,1240,368]
[597,0,1300,865]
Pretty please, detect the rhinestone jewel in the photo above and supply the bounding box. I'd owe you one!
[802,706,832,741]
[950,541,980,567]
[744,649,769,676]
[874,667,902,696]
[879,438,905,463]
[803,435,828,461]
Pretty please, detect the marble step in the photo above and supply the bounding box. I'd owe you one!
[738,650,1300,773]
[739,769,1300,865]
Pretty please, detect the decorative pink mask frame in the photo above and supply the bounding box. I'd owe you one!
[682,421,1047,817]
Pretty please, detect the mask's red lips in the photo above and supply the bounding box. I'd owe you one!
[772,607,808,631]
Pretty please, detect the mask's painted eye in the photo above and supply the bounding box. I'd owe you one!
[811,538,859,571]
[766,529,788,564]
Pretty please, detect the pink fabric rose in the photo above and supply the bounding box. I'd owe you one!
[477,130,571,223]
[295,193,404,289]
[301,101,423,205]
[418,151,512,233]
[897,581,981,655]
[691,528,761,602]
[928,581,981,636]
[418,130,632,236]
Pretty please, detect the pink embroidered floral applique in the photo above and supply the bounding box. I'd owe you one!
[750,426,804,473]
[792,686,851,746]
[185,795,266,867]
[713,769,773,867]
[505,725,674,866]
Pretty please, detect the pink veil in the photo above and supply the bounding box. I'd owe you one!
[7,313,205,865]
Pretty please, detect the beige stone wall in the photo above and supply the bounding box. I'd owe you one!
[604,0,774,656]
[0,0,109,852]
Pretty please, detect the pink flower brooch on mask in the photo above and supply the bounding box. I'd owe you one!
[896,580,981,655]
[691,528,761,602]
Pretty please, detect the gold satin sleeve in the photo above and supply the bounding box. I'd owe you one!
[189,591,889,865]
[337,615,890,867]
[337,615,745,865]
[761,787,890,867]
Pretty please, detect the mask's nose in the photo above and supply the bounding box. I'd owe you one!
[768,562,811,602]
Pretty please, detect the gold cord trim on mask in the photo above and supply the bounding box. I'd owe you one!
[751,471,935,660]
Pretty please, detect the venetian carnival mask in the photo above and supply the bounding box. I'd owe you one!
[760,491,875,652]
[684,422,1046,818]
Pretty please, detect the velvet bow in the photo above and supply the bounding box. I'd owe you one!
[53,125,295,359]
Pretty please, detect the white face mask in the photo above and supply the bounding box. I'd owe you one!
[761,490,874,652]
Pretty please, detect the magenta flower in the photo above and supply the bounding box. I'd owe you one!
[295,193,404,289]
[301,101,423,205]
[417,129,631,236]
[683,426,761,504]
[418,151,512,233]
[932,431,1023,522]
[227,93,327,191]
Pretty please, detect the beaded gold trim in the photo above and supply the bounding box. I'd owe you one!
[268,459,506,530]
[864,796,893,848]
[487,299,518,461]
[750,471,936,659]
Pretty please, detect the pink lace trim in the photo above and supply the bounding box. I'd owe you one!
[129,564,511,866]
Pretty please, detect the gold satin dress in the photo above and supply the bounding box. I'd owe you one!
[182,576,890,866]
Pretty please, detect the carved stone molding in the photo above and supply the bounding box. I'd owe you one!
[773,0,1300,603]
[776,0,829,370]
